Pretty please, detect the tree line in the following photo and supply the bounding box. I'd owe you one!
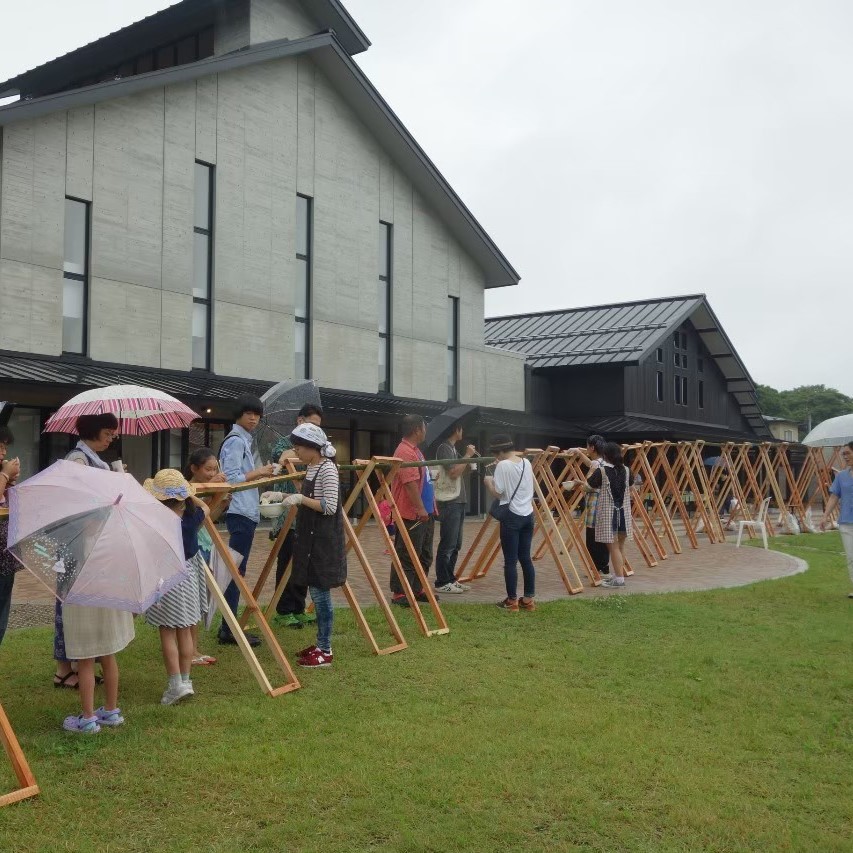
[756,384,853,430]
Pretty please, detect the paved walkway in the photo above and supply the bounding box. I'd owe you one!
[8,518,807,629]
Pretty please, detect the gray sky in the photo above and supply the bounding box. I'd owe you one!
[2,0,851,395]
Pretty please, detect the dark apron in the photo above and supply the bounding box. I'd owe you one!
[291,460,347,590]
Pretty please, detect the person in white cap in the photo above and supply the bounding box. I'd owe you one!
[281,424,347,667]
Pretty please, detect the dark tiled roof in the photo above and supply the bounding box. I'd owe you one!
[485,295,703,368]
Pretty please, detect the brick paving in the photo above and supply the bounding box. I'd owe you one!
[9,518,806,627]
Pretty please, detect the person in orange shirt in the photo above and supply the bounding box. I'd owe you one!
[389,415,436,607]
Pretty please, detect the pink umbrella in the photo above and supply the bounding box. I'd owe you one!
[43,384,198,436]
[6,460,188,612]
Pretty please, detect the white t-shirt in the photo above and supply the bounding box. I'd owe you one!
[493,458,534,516]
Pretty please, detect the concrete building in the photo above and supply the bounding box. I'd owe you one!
[763,416,800,443]
[0,0,525,482]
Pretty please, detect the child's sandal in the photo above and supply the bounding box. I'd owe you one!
[63,714,101,734]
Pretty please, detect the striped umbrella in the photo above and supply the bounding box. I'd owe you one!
[43,384,199,436]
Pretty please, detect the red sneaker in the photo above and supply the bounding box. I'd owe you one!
[296,645,317,660]
[298,647,333,668]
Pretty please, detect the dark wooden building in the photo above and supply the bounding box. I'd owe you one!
[485,294,771,444]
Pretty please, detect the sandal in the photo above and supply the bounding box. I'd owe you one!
[53,672,79,690]
[191,655,217,666]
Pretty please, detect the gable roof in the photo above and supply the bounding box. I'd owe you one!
[485,295,704,368]
[485,294,770,436]
[0,32,518,289]
[0,0,370,99]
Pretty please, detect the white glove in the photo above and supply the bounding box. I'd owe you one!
[282,493,304,508]
[562,480,577,491]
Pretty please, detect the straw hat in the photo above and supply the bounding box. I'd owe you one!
[143,468,196,501]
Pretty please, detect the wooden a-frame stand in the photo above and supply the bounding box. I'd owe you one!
[202,514,301,697]
[456,449,585,593]
[241,462,410,656]
[346,457,449,638]
[0,701,39,808]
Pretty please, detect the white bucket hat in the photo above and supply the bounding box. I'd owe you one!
[290,423,337,458]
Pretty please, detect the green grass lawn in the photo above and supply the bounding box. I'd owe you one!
[0,534,851,852]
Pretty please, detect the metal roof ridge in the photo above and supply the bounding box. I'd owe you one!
[0,33,334,119]
[0,0,371,97]
[485,293,706,324]
[0,0,190,95]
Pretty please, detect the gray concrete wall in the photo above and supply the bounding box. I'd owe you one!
[214,0,319,55]
[0,53,525,410]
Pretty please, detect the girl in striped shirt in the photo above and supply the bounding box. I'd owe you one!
[281,424,347,668]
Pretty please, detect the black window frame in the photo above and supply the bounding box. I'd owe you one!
[378,221,392,393]
[447,295,460,401]
[62,196,90,356]
[192,161,214,371]
[698,379,705,409]
[295,194,313,381]
[656,370,664,403]
[656,347,663,363]
[674,373,682,405]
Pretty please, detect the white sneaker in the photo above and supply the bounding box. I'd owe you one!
[453,581,470,591]
[601,577,625,588]
[436,582,465,594]
[161,682,194,705]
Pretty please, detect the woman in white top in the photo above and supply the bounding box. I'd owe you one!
[484,434,536,612]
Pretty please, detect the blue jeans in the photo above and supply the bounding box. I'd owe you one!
[0,573,14,645]
[500,511,535,599]
[219,514,257,639]
[435,502,466,587]
[309,587,334,652]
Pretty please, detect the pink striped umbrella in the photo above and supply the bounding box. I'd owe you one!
[44,384,199,436]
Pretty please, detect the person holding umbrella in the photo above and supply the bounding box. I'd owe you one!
[53,413,122,691]
[9,452,189,734]
[820,442,853,598]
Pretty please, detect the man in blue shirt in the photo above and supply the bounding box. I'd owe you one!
[821,442,853,599]
[218,395,274,646]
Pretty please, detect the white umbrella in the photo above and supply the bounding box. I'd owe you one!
[802,413,853,447]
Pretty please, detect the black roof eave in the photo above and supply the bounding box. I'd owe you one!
[0,0,370,98]
[0,34,518,289]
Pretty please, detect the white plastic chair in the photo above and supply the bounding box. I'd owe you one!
[735,497,771,549]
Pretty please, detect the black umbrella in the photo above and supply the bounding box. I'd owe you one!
[254,379,322,463]
[423,405,480,454]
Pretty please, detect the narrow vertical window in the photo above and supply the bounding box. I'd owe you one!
[682,376,688,406]
[697,357,704,373]
[63,198,89,354]
[447,296,459,401]
[378,222,392,392]
[295,194,312,380]
[193,161,213,370]
[698,380,704,409]
[674,374,681,405]
[656,348,663,363]
[656,371,664,402]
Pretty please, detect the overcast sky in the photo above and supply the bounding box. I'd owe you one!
[1,1,851,395]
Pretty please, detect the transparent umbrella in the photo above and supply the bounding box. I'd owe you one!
[254,379,323,463]
[802,413,853,447]
[6,460,188,611]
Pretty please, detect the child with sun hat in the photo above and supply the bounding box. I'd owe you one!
[143,469,210,705]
